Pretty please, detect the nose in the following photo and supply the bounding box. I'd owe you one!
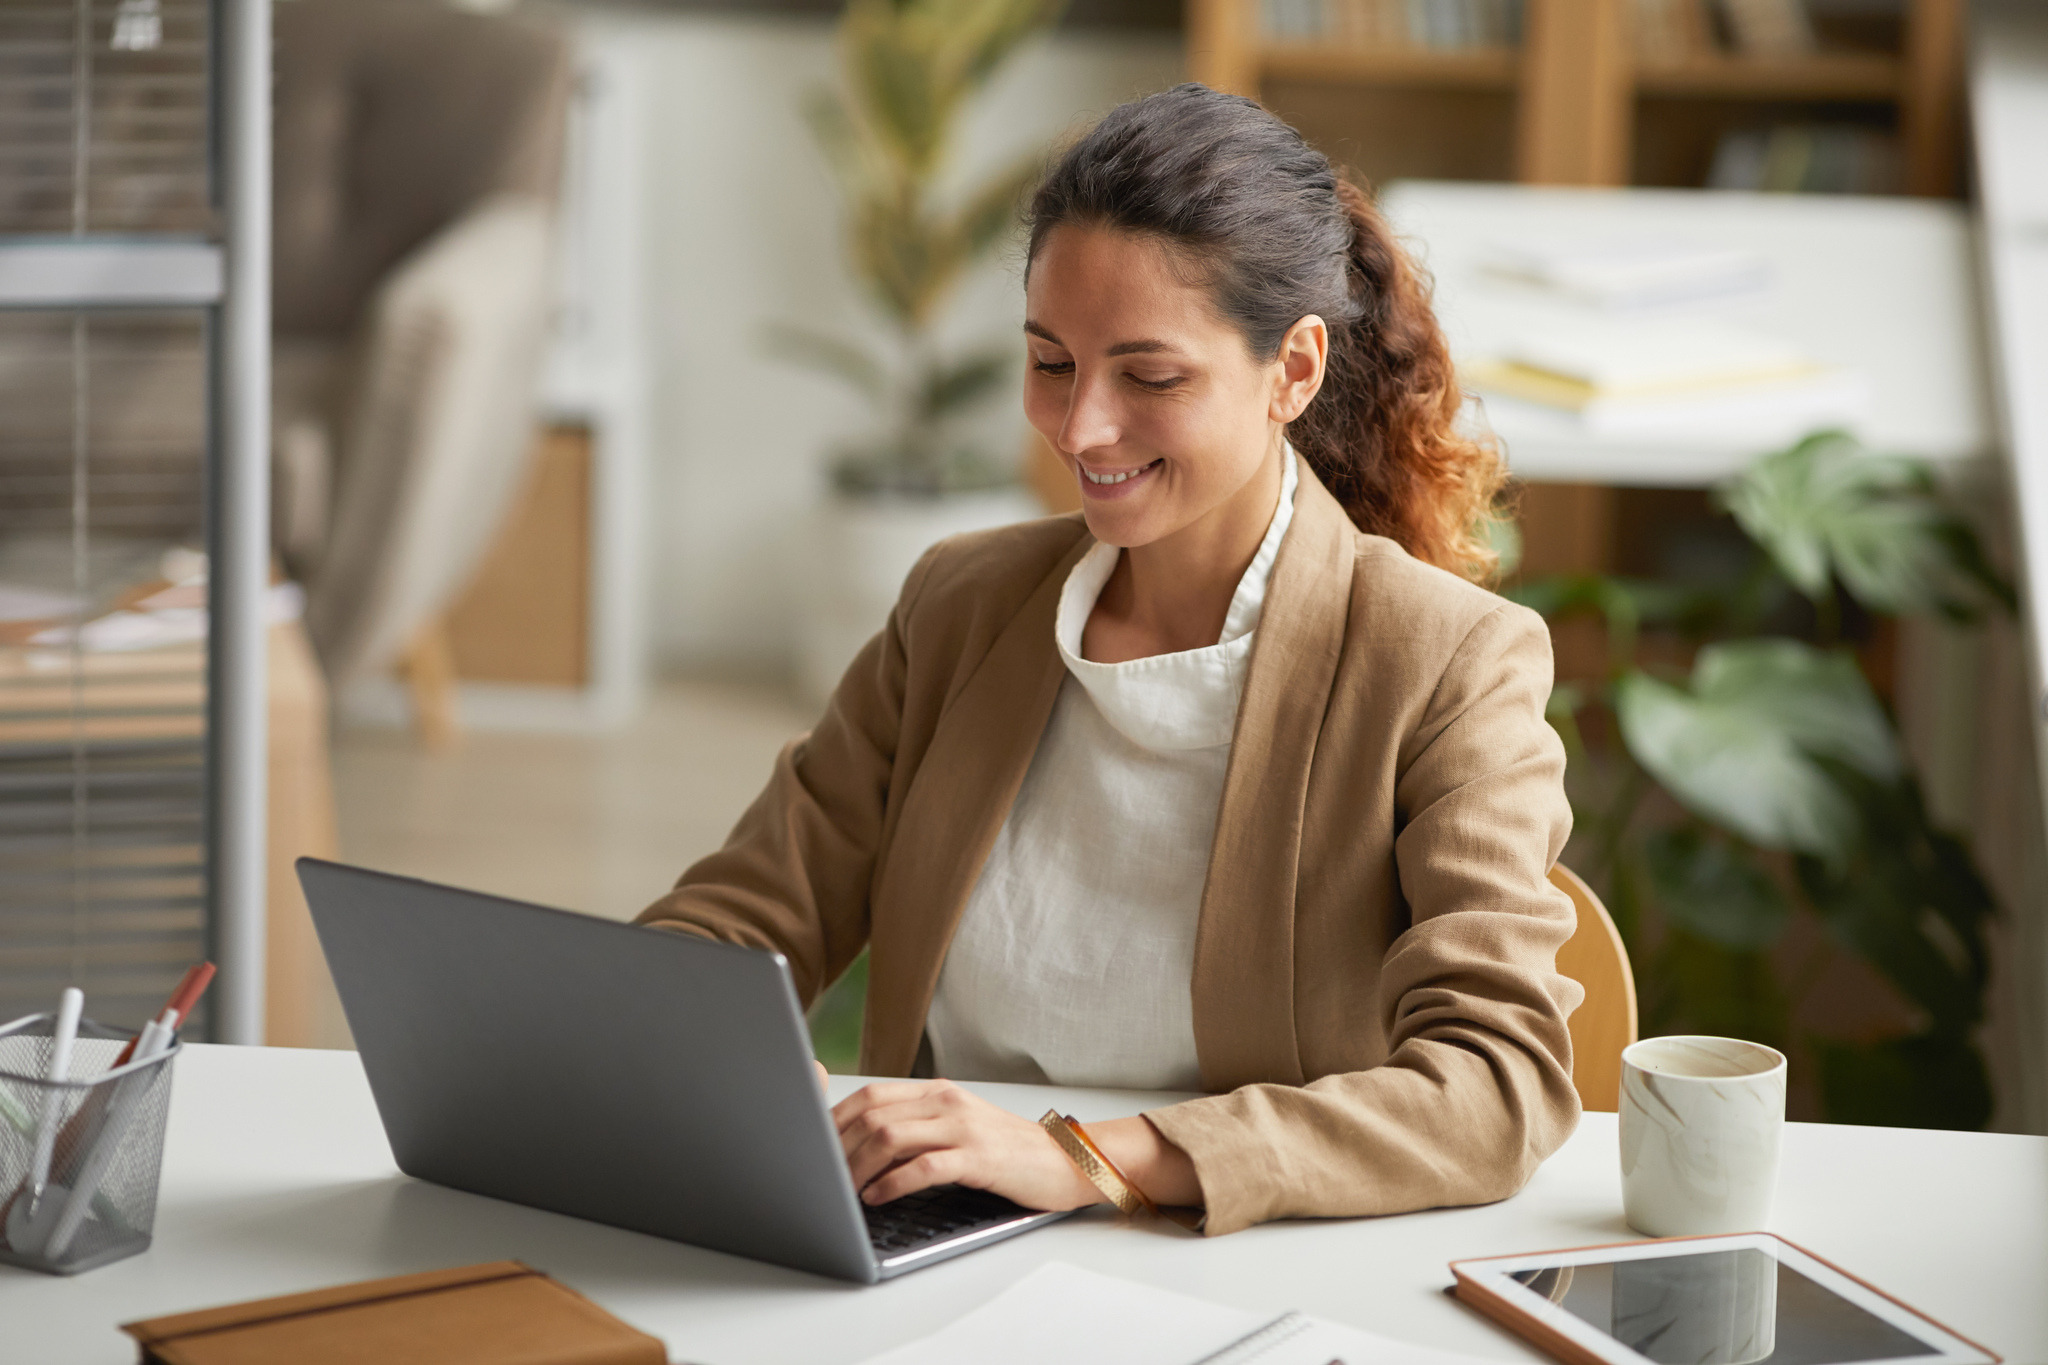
[1057,371,1121,457]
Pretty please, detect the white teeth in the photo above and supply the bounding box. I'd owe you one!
[1081,461,1155,485]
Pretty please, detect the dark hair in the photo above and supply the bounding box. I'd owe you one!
[1027,83,1504,581]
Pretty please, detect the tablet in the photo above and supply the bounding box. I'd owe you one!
[1450,1233,1999,1365]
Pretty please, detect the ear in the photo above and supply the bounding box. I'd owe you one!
[1269,314,1329,425]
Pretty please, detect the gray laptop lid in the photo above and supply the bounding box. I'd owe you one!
[297,858,880,1282]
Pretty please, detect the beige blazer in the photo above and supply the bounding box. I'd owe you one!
[639,466,1583,1236]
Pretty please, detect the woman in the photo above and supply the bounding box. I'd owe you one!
[639,84,1581,1236]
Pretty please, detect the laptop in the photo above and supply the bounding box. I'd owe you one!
[297,858,1074,1283]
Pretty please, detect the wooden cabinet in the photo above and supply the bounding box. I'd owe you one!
[447,424,594,689]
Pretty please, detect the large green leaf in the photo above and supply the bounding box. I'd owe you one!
[1614,640,1899,857]
[1719,430,2013,618]
[1643,826,1792,950]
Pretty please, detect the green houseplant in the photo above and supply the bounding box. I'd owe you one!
[774,0,1065,496]
[778,0,1066,708]
[1516,431,2012,1128]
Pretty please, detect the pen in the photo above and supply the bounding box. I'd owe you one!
[108,961,215,1069]
[2,987,86,1252]
[25,987,83,1213]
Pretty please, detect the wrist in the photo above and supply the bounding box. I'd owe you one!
[1087,1115,1201,1209]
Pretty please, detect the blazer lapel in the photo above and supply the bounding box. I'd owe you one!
[861,531,1093,1075]
[1192,466,1354,1091]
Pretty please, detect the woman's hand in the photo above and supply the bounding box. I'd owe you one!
[830,1080,1206,1212]
[832,1080,1104,1210]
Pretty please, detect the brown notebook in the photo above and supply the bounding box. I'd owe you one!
[120,1261,666,1365]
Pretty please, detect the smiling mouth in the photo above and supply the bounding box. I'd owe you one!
[1079,459,1162,486]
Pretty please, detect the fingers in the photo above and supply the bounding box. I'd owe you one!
[813,1060,829,1092]
[842,1114,956,1195]
[831,1078,963,1135]
[860,1148,967,1205]
[835,1088,964,1168]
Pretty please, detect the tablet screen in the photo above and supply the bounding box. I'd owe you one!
[1510,1246,1938,1365]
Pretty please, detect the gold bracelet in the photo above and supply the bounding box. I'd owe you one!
[1039,1110,1158,1217]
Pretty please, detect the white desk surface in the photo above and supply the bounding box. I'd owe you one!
[7,1045,2044,1365]
[1378,182,1993,488]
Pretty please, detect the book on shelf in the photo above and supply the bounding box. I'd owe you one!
[1634,0,1716,61]
[1718,0,1817,56]
[1260,0,1522,47]
[1707,125,1900,194]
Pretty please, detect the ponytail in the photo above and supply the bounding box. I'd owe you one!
[1028,84,1507,582]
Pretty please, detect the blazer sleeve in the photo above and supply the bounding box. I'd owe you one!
[632,545,941,1006]
[1143,602,1583,1235]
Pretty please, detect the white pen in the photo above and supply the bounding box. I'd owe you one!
[25,987,84,1213]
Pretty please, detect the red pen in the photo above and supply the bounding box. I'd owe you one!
[111,961,215,1067]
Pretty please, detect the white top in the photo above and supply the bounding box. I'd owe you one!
[925,453,1299,1091]
[11,1045,2041,1365]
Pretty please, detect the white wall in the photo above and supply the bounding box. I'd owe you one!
[577,10,1182,672]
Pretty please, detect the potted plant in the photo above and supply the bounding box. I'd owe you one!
[776,0,1064,704]
[1516,431,2013,1128]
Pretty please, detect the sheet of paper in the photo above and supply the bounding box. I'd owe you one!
[858,1262,1499,1365]
[1483,236,1773,310]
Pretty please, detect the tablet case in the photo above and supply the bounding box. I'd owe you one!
[119,1260,667,1365]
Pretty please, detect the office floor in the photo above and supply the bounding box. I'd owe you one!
[332,676,816,924]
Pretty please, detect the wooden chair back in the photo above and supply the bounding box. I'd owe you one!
[1549,863,1638,1112]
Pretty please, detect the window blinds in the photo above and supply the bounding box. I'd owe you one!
[0,0,213,236]
[0,2,215,1034]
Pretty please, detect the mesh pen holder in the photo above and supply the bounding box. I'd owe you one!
[0,1011,179,1275]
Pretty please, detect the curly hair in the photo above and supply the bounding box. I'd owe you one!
[1026,83,1506,582]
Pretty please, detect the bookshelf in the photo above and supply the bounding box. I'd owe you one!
[1187,0,1964,195]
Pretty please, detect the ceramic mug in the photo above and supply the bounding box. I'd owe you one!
[1619,1036,1787,1238]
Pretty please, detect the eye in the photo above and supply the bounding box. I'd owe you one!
[1128,373,1186,392]
[1032,358,1073,377]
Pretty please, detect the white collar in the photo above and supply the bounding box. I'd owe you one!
[1053,448,1299,752]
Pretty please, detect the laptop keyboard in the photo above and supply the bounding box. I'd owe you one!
[864,1184,1036,1258]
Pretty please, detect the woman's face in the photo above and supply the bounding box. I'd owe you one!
[1023,224,1325,551]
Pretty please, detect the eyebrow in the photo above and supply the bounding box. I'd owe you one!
[1023,321,1184,358]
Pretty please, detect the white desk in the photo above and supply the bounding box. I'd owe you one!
[1378,182,1993,487]
[7,1046,2044,1364]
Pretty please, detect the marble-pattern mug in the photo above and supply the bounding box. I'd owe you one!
[1620,1036,1787,1238]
